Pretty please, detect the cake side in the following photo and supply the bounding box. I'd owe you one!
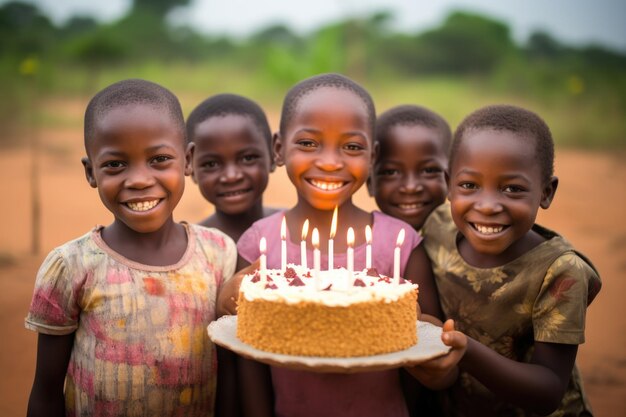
[236,265,419,357]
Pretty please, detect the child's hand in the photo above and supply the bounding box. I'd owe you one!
[404,319,467,390]
[217,259,260,317]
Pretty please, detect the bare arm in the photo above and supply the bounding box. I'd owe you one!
[403,245,443,320]
[461,338,577,415]
[217,257,257,317]
[238,358,274,417]
[27,332,74,417]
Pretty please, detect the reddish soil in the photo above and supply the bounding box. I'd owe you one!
[0,117,624,416]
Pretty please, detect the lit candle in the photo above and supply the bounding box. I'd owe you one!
[281,216,287,271]
[328,206,337,270]
[393,229,405,285]
[365,225,372,269]
[300,219,309,268]
[259,237,267,286]
[312,228,321,289]
[347,227,355,281]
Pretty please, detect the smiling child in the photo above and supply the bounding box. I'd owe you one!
[423,104,602,416]
[370,104,451,232]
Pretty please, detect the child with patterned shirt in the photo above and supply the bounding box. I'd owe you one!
[422,104,602,416]
[25,79,237,417]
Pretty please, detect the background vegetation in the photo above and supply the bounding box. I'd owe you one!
[1,0,625,148]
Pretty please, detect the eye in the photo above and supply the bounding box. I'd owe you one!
[295,139,317,149]
[201,160,220,169]
[152,155,172,164]
[377,168,399,177]
[241,154,260,164]
[343,143,365,152]
[422,166,443,175]
[459,182,478,190]
[502,184,526,193]
[102,160,125,169]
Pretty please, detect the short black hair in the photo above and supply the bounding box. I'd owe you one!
[279,73,376,136]
[375,104,452,152]
[186,93,272,152]
[451,104,554,183]
[84,79,185,149]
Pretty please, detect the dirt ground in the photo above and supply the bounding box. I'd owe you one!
[0,113,624,416]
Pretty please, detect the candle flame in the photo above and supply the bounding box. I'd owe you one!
[396,229,405,247]
[365,224,372,244]
[301,219,309,241]
[260,237,267,254]
[312,228,320,248]
[347,227,355,247]
[281,216,287,240]
[329,205,338,238]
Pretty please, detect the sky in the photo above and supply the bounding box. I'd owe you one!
[8,0,626,52]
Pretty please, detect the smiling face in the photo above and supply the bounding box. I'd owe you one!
[449,128,556,263]
[274,87,373,211]
[371,124,448,230]
[83,104,189,234]
[189,114,272,216]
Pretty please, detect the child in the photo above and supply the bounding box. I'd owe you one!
[422,104,602,416]
[186,93,278,242]
[228,73,466,417]
[186,93,277,417]
[369,104,451,232]
[25,79,237,417]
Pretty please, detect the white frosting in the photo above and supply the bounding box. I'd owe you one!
[240,263,418,307]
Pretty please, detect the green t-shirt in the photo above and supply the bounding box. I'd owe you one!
[422,204,601,417]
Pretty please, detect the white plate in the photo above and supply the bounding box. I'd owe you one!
[208,316,451,373]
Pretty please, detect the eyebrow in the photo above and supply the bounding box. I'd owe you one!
[294,128,368,140]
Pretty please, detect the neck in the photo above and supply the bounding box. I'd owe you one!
[288,198,370,248]
[205,202,267,242]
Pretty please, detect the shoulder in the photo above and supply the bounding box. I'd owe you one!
[422,203,455,238]
[189,223,236,253]
[239,210,285,244]
[372,211,421,247]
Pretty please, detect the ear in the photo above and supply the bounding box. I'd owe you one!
[81,157,97,188]
[366,141,380,197]
[185,142,195,179]
[272,132,285,167]
[540,176,558,209]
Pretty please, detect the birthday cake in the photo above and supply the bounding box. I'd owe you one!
[236,265,418,357]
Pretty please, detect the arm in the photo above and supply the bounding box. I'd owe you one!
[216,257,257,317]
[27,332,75,417]
[403,245,443,320]
[460,337,577,415]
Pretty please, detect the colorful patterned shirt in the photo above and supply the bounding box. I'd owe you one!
[25,223,237,417]
[422,204,602,417]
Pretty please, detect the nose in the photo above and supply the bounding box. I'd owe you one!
[399,173,423,194]
[220,163,243,183]
[474,191,503,214]
[124,164,155,189]
[315,148,344,172]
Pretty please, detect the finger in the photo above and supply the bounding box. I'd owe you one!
[442,318,455,332]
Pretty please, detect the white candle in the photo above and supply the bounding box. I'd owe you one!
[393,229,405,285]
[281,216,287,271]
[347,227,354,282]
[301,219,309,268]
[312,228,321,290]
[365,225,372,269]
[259,237,267,286]
[328,206,337,270]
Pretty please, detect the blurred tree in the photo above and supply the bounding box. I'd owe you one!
[0,1,56,54]
[132,0,191,18]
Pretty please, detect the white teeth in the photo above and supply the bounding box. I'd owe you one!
[474,224,504,235]
[310,180,344,191]
[127,200,159,212]
[398,203,425,210]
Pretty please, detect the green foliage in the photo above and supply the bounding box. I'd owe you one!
[0,1,624,149]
